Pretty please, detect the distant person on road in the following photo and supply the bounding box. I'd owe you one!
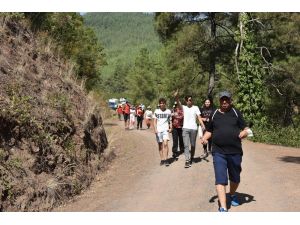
[122,101,130,130]
[171,102,184,158]
[136,105,144,130]
[144,106,153,129]
[129,106,136,130]
[174,90,205,168]
[116,104,123,121]
[153,98,172,167]
[200,99,215,157]
[201,91,249,212]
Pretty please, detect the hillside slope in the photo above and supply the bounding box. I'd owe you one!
[0,18,110,211]
[83,12,162,78]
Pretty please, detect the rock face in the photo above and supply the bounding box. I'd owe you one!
[0,19,108,211]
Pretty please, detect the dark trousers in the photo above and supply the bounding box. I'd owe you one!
[172,128,184,155]
[137,116,143,129]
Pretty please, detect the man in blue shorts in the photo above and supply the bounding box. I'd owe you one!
[201,91,249,212]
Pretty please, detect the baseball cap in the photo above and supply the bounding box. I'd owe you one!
[219,91,231,99]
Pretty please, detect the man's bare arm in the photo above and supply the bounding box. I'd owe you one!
[201,131,212,144]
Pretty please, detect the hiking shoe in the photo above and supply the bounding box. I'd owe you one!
[230,194,240,206]
[185,161,190,168]
[165,159,170,167]
[160,160,164,166]
[218,207,228,212]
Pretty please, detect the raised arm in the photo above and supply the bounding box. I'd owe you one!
[173,89,182,109]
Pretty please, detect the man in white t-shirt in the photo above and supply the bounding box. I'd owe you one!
[175,92,205,168]
[153,98,172,167]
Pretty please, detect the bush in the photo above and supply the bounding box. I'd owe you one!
[251,125,300,148]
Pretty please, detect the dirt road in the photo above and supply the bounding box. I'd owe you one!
[56,119,300,212]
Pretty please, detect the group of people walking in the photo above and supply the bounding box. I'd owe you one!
[152,90,251,212]
[153,91,214,168]
[115,91,251,212]
[117,101,153,130]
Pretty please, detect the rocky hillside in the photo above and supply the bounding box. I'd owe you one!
[0,18,110,211]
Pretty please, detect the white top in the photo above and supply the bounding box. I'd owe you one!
[130,109,136,115]
[182,105,201,130]
[144,110,153,119]
[153,108,171,132]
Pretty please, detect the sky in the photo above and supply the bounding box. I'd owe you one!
[1,0,300,12]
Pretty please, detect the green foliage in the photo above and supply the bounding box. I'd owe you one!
[154,13,238,105]
[253,13,300,126]
[25,13,106,90]
[104,63,130,96]
[235,13,267,125]
[252,125,300,148]
[63,138,76,157]
[126,48,159,106]
[7,157,23,170]
[154,13,182,43]
[0,12,25,22]
[83,12,162,80]
[47,92,71,115]
[2,85,33,126]
[0,167,13,201]
[10,12,299,148]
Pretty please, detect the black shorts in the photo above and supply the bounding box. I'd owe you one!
[123,113,130,121]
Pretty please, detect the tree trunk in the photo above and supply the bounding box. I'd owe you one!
[208,13,216,99]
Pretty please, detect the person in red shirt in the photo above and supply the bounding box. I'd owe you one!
[116,104,123,121]
[136,106,144,130]
[171,102,184,158]
[122,101,130,130]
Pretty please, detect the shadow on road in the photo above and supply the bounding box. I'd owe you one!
[168,157,178,165]
[103,122,119,126]
[278,156,300,164]
[209,192,256,209]
[193,155,210,164]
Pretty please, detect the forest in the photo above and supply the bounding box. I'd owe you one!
[84,12,300,147]
[2,12,299,147]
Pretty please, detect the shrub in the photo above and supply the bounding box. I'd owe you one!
[251,125,300,148]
